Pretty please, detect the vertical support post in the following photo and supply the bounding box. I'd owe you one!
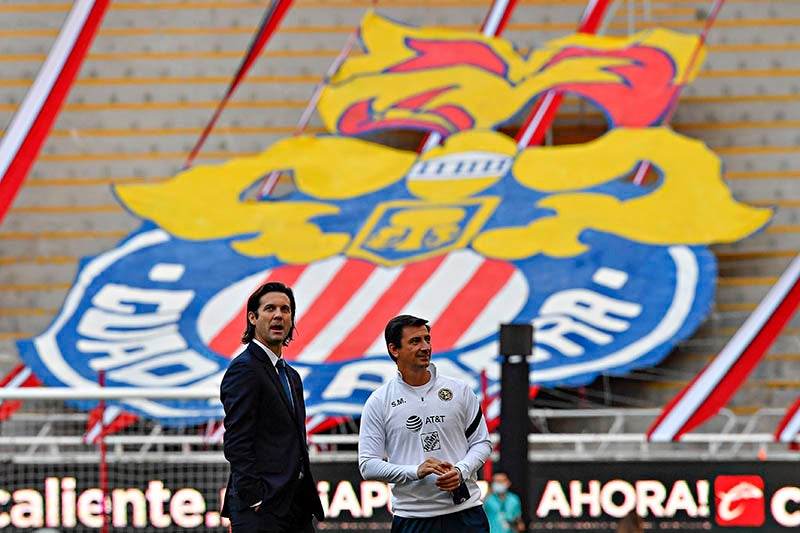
[498,324,532,528]
[98,370,109,533]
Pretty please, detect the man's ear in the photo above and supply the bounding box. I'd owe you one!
[388,343,398,358]
[247,311,256,325]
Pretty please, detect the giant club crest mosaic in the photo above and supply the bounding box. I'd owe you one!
[18,12,771,425]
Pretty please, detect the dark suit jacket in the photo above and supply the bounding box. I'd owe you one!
[220,342,324,526]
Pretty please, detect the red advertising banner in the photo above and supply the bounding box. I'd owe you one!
[529,461,800,531]
[2,461,799,531]
[0,462,392,532]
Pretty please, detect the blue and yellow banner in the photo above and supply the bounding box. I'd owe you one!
[17,13,770,426]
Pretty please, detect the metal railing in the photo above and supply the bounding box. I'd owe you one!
[0,389,795,463]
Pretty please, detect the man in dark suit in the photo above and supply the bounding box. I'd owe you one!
[220,281,324,532]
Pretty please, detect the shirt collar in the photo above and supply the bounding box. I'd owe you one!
[252,338,280,367]
[396,362,437,384]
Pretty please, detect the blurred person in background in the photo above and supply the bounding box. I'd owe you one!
[220,281,324,532]
[484,471,525,532]
[617,511,644,533]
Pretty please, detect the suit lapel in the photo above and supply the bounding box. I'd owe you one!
[248,343,296,417]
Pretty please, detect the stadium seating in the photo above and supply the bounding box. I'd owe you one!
[1,0,798,421]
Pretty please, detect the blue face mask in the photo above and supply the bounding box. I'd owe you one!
[491,482,508,495]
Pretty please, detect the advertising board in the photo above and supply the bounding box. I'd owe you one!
[3,461,799,531]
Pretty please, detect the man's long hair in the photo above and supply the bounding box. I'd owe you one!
[241,281,297,345]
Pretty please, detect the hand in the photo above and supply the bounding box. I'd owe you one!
[435,466,462,492]
[417,457,452,479]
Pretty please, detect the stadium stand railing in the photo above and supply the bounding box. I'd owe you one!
[1,0,799,457]
[0,388,797,462]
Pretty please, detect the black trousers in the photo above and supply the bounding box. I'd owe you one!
[391,505,489,533]
[229,494,316,532]
[230,511,315,532]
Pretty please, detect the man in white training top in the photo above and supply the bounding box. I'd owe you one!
[359,314,492,532]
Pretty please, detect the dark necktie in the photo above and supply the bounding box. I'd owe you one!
[275,358,293,405]
[277,358,305,479]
